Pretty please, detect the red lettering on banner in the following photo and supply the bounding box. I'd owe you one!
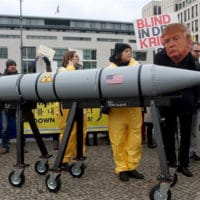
[139,38,148,48]
[162,14,171,24]
[136,14,171,29]
[139,36,163,49]
[137,19,147,29]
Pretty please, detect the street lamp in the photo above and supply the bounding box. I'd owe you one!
[19,0,23,72]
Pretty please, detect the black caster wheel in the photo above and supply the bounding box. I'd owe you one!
[69,163,85,178]
[34,160,49,175]
[8,170,25,187]
[149,184,171,200]
[45,174,61,193]
[170,173,177,187]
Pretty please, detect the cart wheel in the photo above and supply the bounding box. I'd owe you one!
[149,184,171,200]
[45,174,61,193]
[34,160,49,175]
[69,163,85,178]
[8,170,25,187]
[170,173,177,187]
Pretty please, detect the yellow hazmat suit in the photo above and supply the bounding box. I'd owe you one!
[108,58,142,174]
[56,65,87,163]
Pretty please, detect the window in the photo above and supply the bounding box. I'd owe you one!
[22,47,36,73]
[195,19,198,32]
[153,6,161,15]
[45,19,70,26]
[187,9,190,20]
[53,48,68,67]
[27,35,57,40]
[0,34,20,39]
[97,38,123,42]
[128,39,136,43]
[63,36,91,41]
[83,50,96,60]
[22,47,36,59]
[113,23,121,30]
[192,21,195,32]
[82,61,96,69]
[133,51,147,61]
[22,61,36,74]
[82,50,96,69]
[192,6,194,18]
[184,10,187,21]
[175,3,179,11]
[195,34,198,42]
[195,5,198,17]
[0,47,8,58]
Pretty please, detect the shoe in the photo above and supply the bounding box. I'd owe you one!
[24,148,28,153]
[60,163,69,171]
[177,166,193,177]
[128,170,144,179]
[82,163,87,169]
[119,171,129,181]
[0,148,9,154]
[190,153,200,161]
[53,140,59,150]
[53,144,59,150]
[148,144,157,149]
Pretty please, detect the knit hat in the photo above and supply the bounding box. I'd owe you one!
[110,43,131,63]
[113,43,131,55]
[6,59,16,68]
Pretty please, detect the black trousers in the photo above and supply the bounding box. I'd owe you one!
[160,106,193,167]
[144,122,154,145]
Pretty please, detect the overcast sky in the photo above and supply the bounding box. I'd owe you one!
[0,0,152,22]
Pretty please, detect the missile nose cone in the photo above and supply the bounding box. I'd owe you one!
[140,64,200,96]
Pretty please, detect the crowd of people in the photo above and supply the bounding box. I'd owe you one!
[1,22,200,185]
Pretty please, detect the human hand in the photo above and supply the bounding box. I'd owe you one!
[69,60,74,65]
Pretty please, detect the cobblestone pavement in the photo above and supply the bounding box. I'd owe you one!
[0,137,200,200]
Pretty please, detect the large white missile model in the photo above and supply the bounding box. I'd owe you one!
[0,64,200,107]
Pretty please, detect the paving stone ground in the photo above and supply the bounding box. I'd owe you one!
[0,137,199,200]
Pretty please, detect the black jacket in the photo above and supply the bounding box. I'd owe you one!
[1,68,18,110]
[154,48,197,113]
[193,58,200,104]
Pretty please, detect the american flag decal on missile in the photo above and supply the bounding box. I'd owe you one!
[106,74,124,84]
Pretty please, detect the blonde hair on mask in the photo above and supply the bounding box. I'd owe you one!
[162,23,191,40]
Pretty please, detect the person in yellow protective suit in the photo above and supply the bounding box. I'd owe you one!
[108,43,144,181]
[56,51,87,170]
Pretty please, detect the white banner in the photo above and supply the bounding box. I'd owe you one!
[37,45,55,61]
[133,13,178,50]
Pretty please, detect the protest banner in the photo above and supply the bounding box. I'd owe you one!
[24,102,60,135]
[37,45,55,61]
[133,13,178,50]
[86,108,108,132]
[23,106,108,136]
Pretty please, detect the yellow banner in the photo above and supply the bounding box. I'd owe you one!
[86,108,108,132]
[24,102,60,134]
[24,104,108,135]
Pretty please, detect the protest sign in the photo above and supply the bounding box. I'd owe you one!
[37,45,55,61]
[133,13,178,50]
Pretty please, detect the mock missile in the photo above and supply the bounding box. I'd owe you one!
[0,64,200,107]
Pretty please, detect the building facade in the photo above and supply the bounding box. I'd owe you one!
[141,0,161,62]
[161,0,177,13]
[161,0,200,41]
[142,0,161,18]
[0,15,149,73]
